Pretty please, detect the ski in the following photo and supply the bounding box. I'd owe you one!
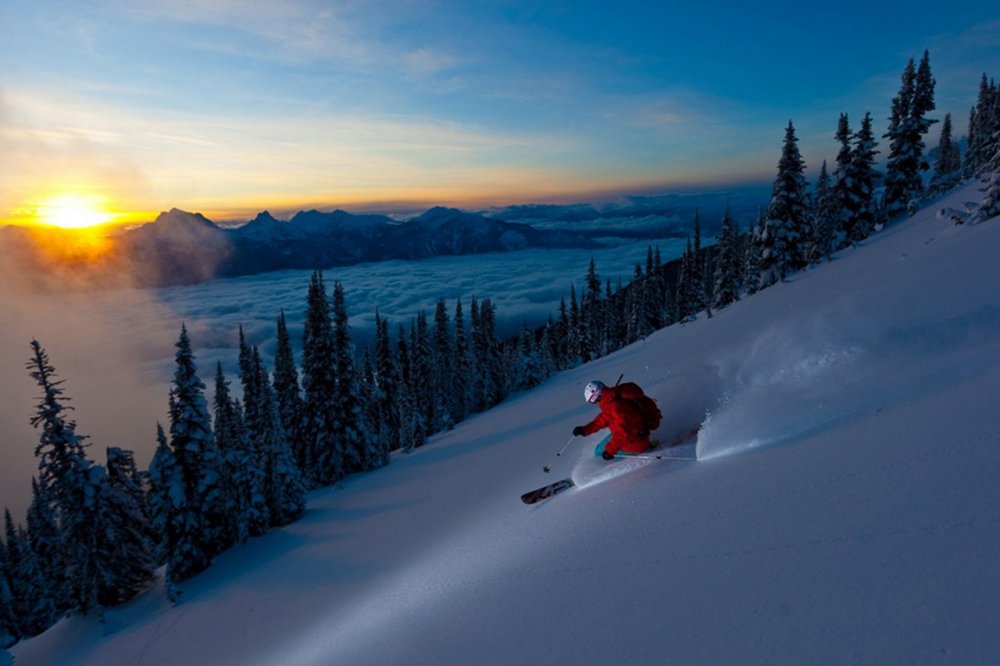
[521,478,575,505]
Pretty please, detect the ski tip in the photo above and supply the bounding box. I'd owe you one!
[521,478,575,504]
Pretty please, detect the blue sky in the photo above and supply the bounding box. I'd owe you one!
[1,0,998,222]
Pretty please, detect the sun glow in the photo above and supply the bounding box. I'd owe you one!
[34,194,115,229]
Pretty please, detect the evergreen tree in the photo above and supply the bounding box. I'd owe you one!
[971,76,1000,222]
[373,311,401,454]
[883,51,937,218]
[451,299,471,423]
[832,113,855,249]
[536,319,557,381]
[251,350,306,527]
[330,281,374,474]
[165,325,225,591]
[431,299,455,432]
[396,324,425,451]
[0,550,16,647]
[759,120,811,285]
[973,172,1000,223]
[26,340,103,614]
[712,206,742,309]
[964,74,998,177]
[846,113,881,244]
[810,161,838,262]
[930,112,962,194]
[94,448,156,607]
[213,365,266,543]
[23,478,61,626]
[566,286,582,365]
[691,211,707,312]
[301,270,339,486]
[237,326,260,437]
[644,246,665,331]
[625,265,645,342]
[356,348,389,469]
[146,423,175,567]
[473,299,502,409]
[409,311,434,441]
[602,278,625,353]
[273,311,306,473]
[972,79,1000,224]
[581,258,602,361]
[743,208,765,295]
[2,512,31,638]
[516,323,544,389]
[553,298,570,369]
[675,238,699,321]
[233,399,270,536]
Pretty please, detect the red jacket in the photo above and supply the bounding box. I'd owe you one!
[578,387,650,456]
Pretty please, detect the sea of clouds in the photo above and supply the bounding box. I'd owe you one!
[0,236,686,516]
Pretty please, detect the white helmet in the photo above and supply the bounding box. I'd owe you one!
[584,380,605,404]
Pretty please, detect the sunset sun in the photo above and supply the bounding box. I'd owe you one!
[34,194,115,229]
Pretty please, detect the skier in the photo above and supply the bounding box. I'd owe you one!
[572,380,660,460]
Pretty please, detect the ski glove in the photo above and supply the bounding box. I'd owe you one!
[602,450,616,461]
[572,426,585,437]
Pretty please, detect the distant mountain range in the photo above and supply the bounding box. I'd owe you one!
[3,187,772,289]
[1,206,605,288]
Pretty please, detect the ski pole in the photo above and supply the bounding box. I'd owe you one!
[543,436,577,473]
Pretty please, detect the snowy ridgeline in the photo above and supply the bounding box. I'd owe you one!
[7,179,1000,665]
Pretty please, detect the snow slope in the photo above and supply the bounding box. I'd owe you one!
[9,181,1000,665]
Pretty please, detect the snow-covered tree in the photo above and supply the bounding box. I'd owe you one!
[301,270,340,486]
[810,161,838,262]
[329,281,378,474]
[963,73,1000,223]
[516,323,545,389]
[0,550,16,647]
[164,325,226,590]
[831,113,855,249]
[430,299,455,432]
[94,447,156,607]
[273,311,306,473]
[470,297,502,410]
[675,238,700,321]
[581,258,603,361]
[930,113,962,194]
[250,350,306,527]
[2,512,39,639]
[759,120,811,285]
[973,175,1000,222]
[395,321,425,453]
[211,363,241,545]
[883,51,937,219]
[23,479,61,627]
[743,208,765,295]
[964,74,998,177]
[536,319,557,380]
[373,311,401,454]
[712,206,742,309]
[451,299,471,424]
[146,423,175,566]
[409,310,434,446]
[27,340,104,614]
[848,113,881,243]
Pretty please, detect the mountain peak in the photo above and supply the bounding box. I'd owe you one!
[252,210,281,225]
[152,208,219,230]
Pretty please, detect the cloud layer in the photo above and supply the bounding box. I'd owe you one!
[0,236,684,517]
